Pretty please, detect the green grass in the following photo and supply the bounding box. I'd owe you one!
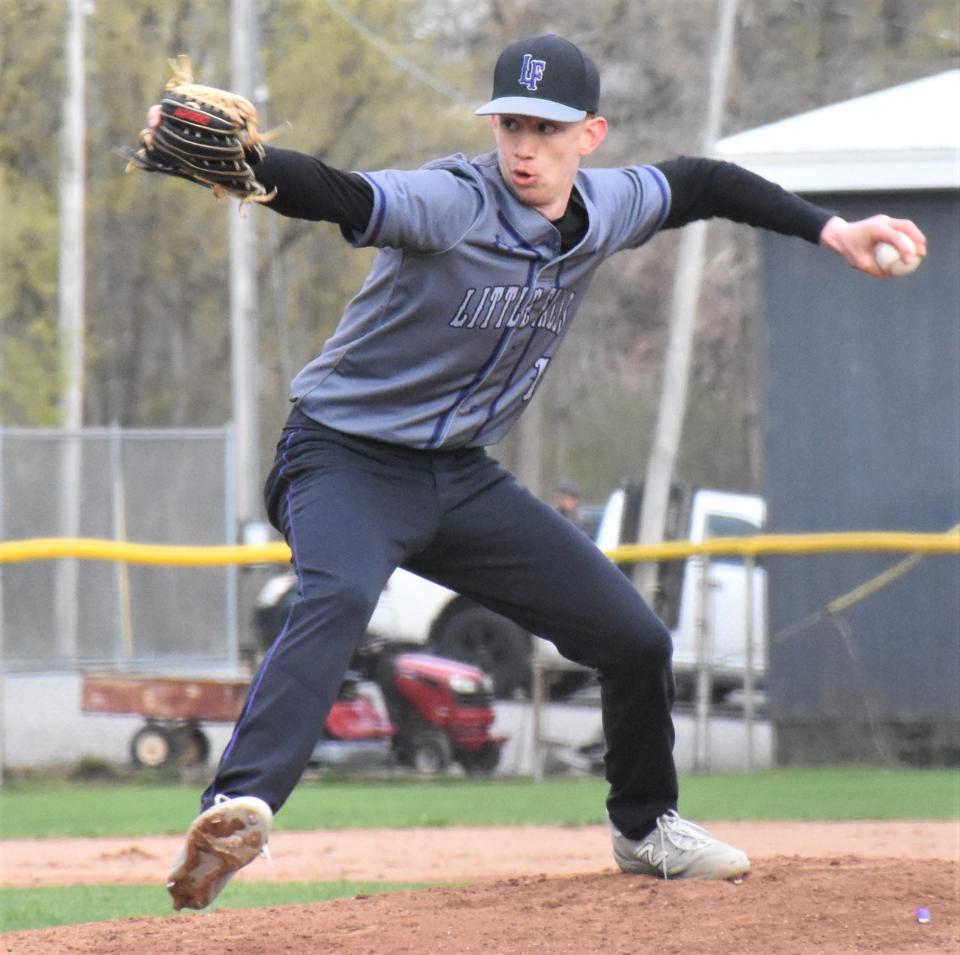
[1,768,956,934]
[677,766,960,822]
[0,777,607,839]
[2,768,957,840]
[0,880,432,934]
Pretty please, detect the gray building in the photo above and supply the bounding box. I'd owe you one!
[717,71,960,765]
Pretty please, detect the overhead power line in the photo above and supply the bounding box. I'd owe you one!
[323,0,471,106]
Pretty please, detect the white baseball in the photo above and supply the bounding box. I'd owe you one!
[874,232,920,276]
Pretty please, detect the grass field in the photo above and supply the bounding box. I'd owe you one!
[1,768,957,933]
[2,768,958,840]
[0,881,431,933]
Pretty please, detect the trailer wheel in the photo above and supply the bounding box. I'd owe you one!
[174,724,211,765]
[130,723,178,769]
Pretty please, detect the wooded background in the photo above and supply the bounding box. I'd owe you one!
[2,0,956,502]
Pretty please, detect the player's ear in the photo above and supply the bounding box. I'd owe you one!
[579,115,608,156]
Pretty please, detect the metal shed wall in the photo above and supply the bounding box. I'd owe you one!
[759,189,960,765]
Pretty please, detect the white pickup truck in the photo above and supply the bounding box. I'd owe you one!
[254,485,767,702]
[585,485,767,703]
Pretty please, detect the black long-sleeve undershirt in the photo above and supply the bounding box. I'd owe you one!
[656,156,832,242]
[253,145,833,249]
[255,146,372,235]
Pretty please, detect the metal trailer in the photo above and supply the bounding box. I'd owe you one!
[81,672,248,769]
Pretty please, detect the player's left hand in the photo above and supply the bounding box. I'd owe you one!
[819,214,927,278]
[125,54,273,204]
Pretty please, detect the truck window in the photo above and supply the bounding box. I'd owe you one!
[704,514,760,565]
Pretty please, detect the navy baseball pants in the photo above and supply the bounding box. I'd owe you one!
[203,408,678,839]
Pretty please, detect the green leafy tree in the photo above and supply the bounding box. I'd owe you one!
[2,0,955,489]
[0,1,64,424]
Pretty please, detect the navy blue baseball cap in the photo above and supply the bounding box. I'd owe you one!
[475,34,601,122]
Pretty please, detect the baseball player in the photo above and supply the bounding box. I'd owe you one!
[155,34,926,909]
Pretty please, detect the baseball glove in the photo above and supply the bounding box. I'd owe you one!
[126,55,274,204]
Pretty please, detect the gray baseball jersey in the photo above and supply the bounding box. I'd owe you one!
[291,149,670,448]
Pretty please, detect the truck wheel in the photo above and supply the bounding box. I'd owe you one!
[429,605,530,699]
[548,671,593,701]
[458,741,501,776]
[130,723,177,769]
[672,671,695,705]
[397,727,453,775]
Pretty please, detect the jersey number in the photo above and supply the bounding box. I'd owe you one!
[523,357,551,402]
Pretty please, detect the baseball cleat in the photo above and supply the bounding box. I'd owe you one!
[612,810,750,880]
[166,794,273,910]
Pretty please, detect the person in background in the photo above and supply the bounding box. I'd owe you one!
[553,479,590,536]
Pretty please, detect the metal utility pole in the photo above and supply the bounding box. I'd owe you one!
[230,0,260,539]
[516,393,545,498]
[58,0,86,435]
[635,0,740,600]
[54,0,88,660]
[1,430,6,784]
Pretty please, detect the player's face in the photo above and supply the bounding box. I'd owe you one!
[491,114,608,220]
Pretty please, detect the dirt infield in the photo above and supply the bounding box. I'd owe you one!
[3,822,958,954]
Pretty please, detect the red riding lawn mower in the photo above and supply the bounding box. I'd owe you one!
[80,646,505,776]
[79,590,505,776]
[254,592,507,776]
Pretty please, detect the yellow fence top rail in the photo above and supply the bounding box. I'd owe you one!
[0,530,957,567]
[0,538,291,566]
[607,530,960,563]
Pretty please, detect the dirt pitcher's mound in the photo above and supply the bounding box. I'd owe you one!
[4,858,958,955]
[2,824,958,954]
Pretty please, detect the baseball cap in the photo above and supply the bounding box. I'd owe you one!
[475,34,600,123]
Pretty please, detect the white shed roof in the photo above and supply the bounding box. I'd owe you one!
[715,70,960,192]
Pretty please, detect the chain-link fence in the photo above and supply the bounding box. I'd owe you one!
[0,426,240,673]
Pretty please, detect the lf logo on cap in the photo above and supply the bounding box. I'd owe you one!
[519,54,546,91]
